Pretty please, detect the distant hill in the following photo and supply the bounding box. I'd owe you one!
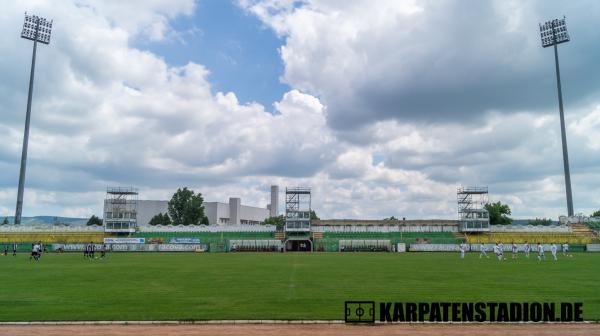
[0,216,88,225]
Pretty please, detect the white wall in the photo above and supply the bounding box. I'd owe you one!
[239,204,270,225]
[136,199,269,227]
[202,201,269,226]
[205,202,230,225]
[136,200,168,226]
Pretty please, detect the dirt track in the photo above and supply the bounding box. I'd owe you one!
[1,323,599,336]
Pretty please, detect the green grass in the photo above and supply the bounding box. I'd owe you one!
[1,252,599,321]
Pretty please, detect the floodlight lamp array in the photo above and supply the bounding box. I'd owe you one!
[21,12,53,44]
[540,17,569,48]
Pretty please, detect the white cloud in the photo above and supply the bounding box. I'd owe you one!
[0,0,599,221]
[73,0,196,41]
[571,105,600,150]
[241,0,600,130]
[0,1,341,218]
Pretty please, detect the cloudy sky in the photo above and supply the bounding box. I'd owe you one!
[1,0,599,220]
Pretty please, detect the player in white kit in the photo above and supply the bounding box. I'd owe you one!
[537,243,545,261]
[550,243,558,261]
[562,242,570,257]
[493,243,503,261]
[523,241,531,258]
[511,242,518,260]
[498,242,505,260]
[29,243,40,262]
[459,243,467,259]
[479,243,489,259]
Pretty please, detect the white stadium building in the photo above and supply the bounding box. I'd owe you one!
[104,186,279,230]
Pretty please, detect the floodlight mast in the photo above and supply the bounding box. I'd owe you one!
[14,13,53,225]
[539,16,573,217]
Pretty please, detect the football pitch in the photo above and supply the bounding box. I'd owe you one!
[1,252,599,321]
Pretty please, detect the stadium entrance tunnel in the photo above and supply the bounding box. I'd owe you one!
[285,238,312,252]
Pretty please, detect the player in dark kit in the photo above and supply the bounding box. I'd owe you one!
[84,243,89,259]
[3,244,7,256]
[89,242,96,259]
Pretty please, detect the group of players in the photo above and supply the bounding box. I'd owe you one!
[2,243,19,256]
[3,242,108,261]
[83,242,108,260]
[30,241,44,261]
[459,241,572,261]
[3,242,45,260]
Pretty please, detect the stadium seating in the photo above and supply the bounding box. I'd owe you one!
[132,231,273,246]
[0,225,103,233]
[490,225,570,233]
[570,223,598,239]
[313,225,457,233]
[338,239,391,252]
[0,232,105,244]
[229,239,283,252]
[320,232,461,243]
[139,225,276,233]
[313,232,461,251]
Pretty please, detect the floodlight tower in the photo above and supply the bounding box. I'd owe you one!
[14,13,53,225]
[539,16,574,217]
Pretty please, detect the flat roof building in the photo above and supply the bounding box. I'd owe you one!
[133,197,269,226]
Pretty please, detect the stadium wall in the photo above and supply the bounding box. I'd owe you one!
[52,243,206,252]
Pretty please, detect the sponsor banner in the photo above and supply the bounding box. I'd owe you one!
[103,237,145,244]
[158,244,205,251]
[169,238,201,244]
[409,244,460,252]
[52,244,103,251]
[587,244,600,252]
[470,243,555,252]
[52,244,83,251]
[109,244,130,251]
[53,243,205,252]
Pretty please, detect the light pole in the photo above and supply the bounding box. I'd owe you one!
[539,16,574,217]
[14,13,53,225]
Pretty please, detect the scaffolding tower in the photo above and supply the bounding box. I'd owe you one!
[285,187,311,232]
[103,187,138,233]
[457,186,490,232]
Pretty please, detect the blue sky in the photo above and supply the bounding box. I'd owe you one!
[137,0,288,110]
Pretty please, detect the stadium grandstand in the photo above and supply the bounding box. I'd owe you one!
[1,218,599,252]
[2,185,599,254]
[464,223,598,245]
[310,219,462,252]
[0,225,104,252]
